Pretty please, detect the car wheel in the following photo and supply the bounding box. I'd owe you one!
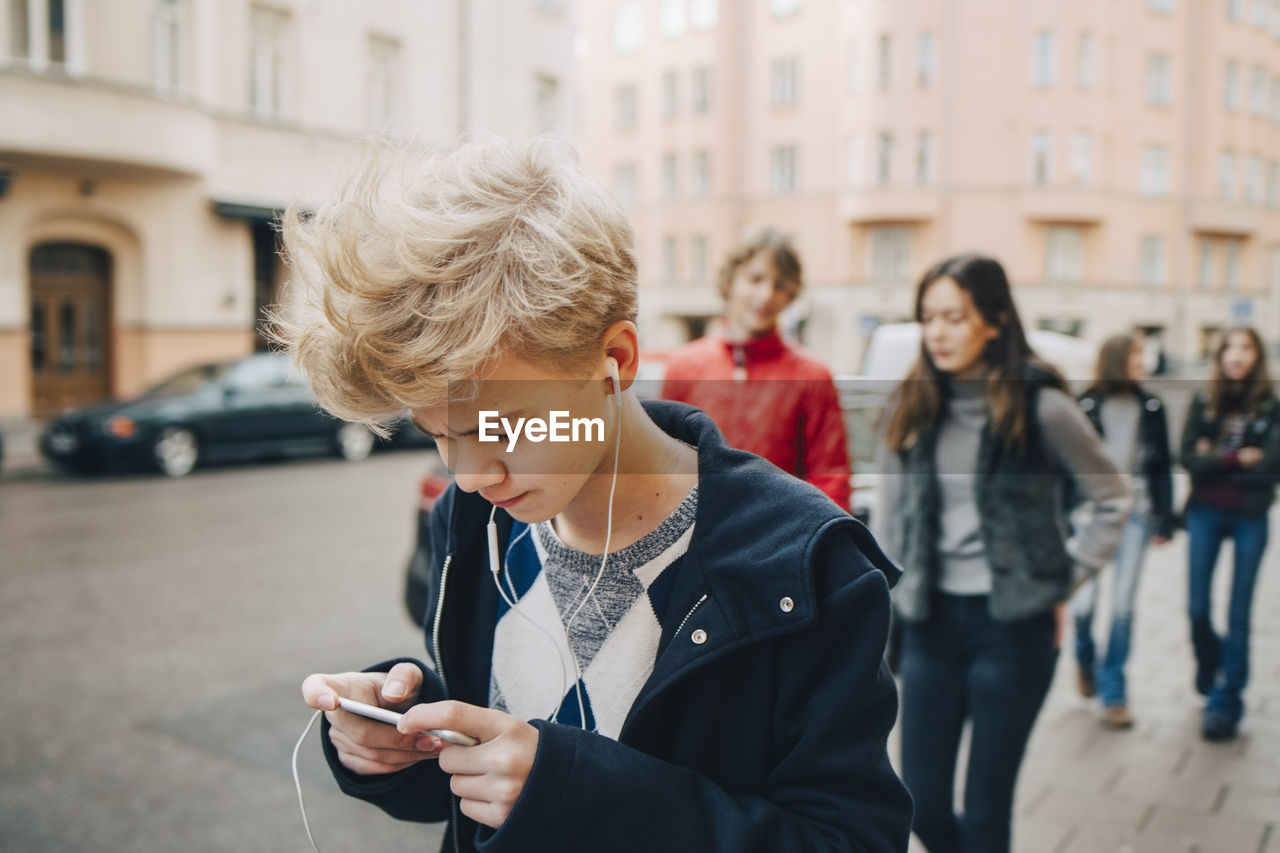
[335,422,375,462]
[153,427,199,477]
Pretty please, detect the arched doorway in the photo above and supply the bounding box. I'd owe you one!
[30,243,112,416]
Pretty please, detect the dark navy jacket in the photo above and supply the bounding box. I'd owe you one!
[321,400,912,852]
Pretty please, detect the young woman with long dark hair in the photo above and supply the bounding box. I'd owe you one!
[1180,326,1280,741]
[874,254,1131,853]
[1069,333,1174,729]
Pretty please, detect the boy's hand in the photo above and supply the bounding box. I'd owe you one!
[301,663,445,776]
[399,701,540,829]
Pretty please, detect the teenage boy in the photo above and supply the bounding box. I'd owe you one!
[286,136,911,852]
[661,227,853,509]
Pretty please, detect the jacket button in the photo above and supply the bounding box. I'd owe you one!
[691,629,708,645]
[779,596,795,613]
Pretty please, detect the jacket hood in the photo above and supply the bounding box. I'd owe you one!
[640,399,901,637]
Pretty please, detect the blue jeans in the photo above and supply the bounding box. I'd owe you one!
[900,594,1058,853]
[1185,501,1269,722]
[1070,513,1153,706]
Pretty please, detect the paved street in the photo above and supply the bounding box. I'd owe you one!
[1,451,448,852]
[1003,487,1280,853]
[1,442,1276,852]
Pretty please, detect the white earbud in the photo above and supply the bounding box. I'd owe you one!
[606,357,621,411]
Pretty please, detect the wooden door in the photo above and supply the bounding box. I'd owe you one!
[30,243,112,416]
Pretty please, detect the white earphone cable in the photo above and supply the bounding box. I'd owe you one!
[292,709,326,853]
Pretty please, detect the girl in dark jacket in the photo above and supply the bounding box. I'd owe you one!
[1069,333,1174,729]
[1180,326,1280,741]
[875,254,1130,853]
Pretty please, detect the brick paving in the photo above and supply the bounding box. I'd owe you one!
[896,497,1280,852]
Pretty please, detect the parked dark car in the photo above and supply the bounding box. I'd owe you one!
[40,352,391,477]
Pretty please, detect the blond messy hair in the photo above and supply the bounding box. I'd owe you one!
[271,134,638,428]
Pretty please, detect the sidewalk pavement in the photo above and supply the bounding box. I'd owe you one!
[893,501,1280,853]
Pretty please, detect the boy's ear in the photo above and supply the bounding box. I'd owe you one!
[600,320,640,390]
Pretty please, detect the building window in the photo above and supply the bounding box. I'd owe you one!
[690,0,716,29]
[1225,240,1242,289]
[366,35,401,130]
[845,135,862,187]
[152,0,182,95]
[1148,0,1175,12]
[660,0,687,37]
[1225,60,1240,111]
[1220,151,1237,199]
[14,0,82,71]
[1246,155,1264,203]
[1198,238,1217,288]
[661,236,678,282]
[613,2,645,51]
[1227,0,1244,20]
[1268,161,1279,208]
[661,70,678,117]
[916,32,936,88]
[877,34,892,89]
[770,145,798,194]
[1253,0,1270,26]
[771,56,800,107]
[1077,32,1096,88]
[1140,145,1169,196]
[691,234,710,282]
[1030,130,1053,187]
[869,226,911,280]
[47,0,65,64]
[690,149,711,198]
[1031,30,1055,88]
[1139,235,1167,285]
[661,153,678,201]
[770,0,801,18]
[691,65,710,113]
[1070,131,1092,185]
[533,73,559,134]
[249,6,290,120]
[876,132,894,186]
[1146,54,1172,105]
[1046,226,1084,282]
[615,84,638,129]
[916,130,933,186]
[613,162,637,207]
[8,0,29,59]
[1251,65,1267,114]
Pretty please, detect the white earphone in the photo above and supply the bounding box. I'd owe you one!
[605,356,621,410]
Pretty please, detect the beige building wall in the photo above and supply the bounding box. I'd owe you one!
[0,0,575,418]
[576,0,1280,375]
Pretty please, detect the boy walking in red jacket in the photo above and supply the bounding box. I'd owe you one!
[661,227,853,509]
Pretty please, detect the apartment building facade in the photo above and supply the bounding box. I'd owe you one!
[576,0,1280,374]
[0,0,574,418]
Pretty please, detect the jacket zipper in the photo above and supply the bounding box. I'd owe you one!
[430,552,462,853]
[432,553,453,694]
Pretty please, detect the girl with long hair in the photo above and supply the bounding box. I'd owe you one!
[1069,334,1174,729]
[874,254,1131,853]
[1180,326,1280,741]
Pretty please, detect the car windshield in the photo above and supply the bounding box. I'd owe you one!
[141,363,227,398]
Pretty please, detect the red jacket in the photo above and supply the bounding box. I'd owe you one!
[661,328,852,509]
